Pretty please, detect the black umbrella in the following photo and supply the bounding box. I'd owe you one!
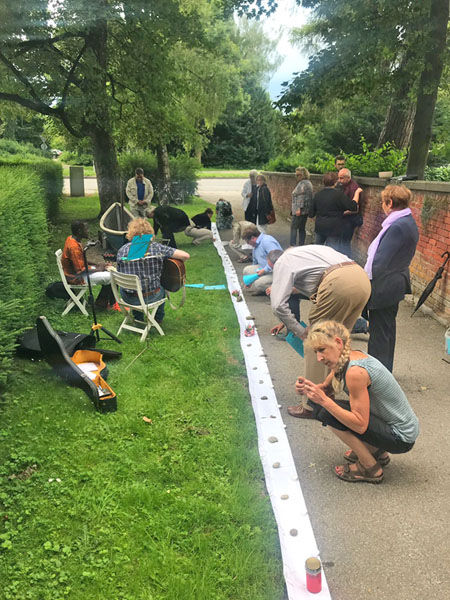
[412,250,450,316]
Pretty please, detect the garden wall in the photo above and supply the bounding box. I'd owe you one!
[264,171,450,323]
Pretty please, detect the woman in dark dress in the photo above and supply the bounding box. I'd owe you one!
[309,172,357,253]
[255,174,274,233]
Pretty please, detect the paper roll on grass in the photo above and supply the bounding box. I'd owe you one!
[243,273,259,286]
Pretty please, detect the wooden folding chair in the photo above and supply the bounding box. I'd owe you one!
[55,249,89,316]
[109,271,166,342]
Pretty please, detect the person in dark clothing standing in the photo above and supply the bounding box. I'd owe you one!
[241,170,258,224]
[310,172,357,253]
[364,185,419,372]
[147,205,190,248]
[255,174,274,233]
[337,168,363,258]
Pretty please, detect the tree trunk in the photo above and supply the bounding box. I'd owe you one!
[90,124,121,214]
[378,101,416,149]
[84,1,120,214]
[156,143,171,206]
[406,0,449,178]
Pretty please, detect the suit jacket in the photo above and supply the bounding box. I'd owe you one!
[367,214,419,309]
[153,205,190,236]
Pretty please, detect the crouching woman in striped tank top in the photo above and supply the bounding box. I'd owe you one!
[295,320,419,484]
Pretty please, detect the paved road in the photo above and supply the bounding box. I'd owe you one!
[63,176,246,200]
[201,179,450,600]
[67,176,450,599]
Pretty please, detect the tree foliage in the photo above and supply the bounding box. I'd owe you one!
[0,0,275,211]
[277,0,449,176]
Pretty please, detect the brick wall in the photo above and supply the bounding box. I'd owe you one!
[264,171,450,322]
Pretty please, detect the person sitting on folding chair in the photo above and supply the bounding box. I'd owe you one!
[116,218,190,323]
[61,220,114,310]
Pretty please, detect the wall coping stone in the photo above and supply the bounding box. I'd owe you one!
[263,171,450,194]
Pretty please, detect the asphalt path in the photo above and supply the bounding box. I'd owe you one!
[199,178,450,600]
[68,177,450,599]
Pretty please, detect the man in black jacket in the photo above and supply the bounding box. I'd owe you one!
[147,205,190,248]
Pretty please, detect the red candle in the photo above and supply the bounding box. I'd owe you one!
[305,557,322,594]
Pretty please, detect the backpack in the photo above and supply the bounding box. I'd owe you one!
[45,281,70,300]
[218,200,232,217]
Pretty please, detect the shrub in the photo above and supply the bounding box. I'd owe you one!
[265,139,407,178]
[0,137,44,158]
[60,150,93,166]
[425,165,450,182]
[0,167,49,386]
[0,157,62,220]
[118,152,199,202]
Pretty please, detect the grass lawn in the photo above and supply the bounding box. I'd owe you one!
[0,196,284,600]
[62,165,96,177]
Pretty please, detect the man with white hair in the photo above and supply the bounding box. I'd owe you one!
[337,168,363,258]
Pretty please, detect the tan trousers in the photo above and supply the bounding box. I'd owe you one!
[184,222,214,245]
[243,264,273,295]
[302,263,371,409]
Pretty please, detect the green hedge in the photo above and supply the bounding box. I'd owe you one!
[118,152,199,201]
[265,140,407,178]
[0,167,49,386]
[0,156,62,220]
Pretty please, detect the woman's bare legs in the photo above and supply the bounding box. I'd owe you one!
[329,426,383,477]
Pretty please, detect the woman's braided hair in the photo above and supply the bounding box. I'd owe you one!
[305,321,352,393]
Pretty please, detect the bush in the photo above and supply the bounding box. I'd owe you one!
[425,165,450,181]
[0,156,62,220]
[118,152,199,202]
[265,139,407,178]
[60,150,93,166]
[0,167,49,386]
[0,137,45,158]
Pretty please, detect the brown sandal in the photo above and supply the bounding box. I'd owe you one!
[344,448,390,466]
[335,461,384,484]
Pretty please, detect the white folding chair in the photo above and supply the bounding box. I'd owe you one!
[109,271,166,342]
[55,249,89,316]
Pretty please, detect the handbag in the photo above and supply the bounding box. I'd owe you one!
[266,209,276,225]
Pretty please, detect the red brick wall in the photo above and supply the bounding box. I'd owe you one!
[264,171,450,321]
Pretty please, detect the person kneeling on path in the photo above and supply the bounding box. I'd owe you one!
[295,320,419,484]
[184,208,215,246]
[269,245,371,418]
[117,219,190,323]
[61,220,115,310]
[241,225,283,295]
[230,220,255,262]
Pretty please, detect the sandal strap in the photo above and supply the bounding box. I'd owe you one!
[356,461,382,478]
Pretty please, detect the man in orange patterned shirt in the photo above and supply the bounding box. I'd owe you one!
[61,221,114,309]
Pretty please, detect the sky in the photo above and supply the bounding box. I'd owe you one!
[261,1,310,100]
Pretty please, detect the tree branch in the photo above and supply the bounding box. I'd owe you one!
[60,42,87,112]
[11,30,87,55]
[0,50,49,109]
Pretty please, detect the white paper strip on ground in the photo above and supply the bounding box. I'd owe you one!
[212,224,332,600]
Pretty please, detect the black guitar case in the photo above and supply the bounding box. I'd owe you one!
[36,316,117,413]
